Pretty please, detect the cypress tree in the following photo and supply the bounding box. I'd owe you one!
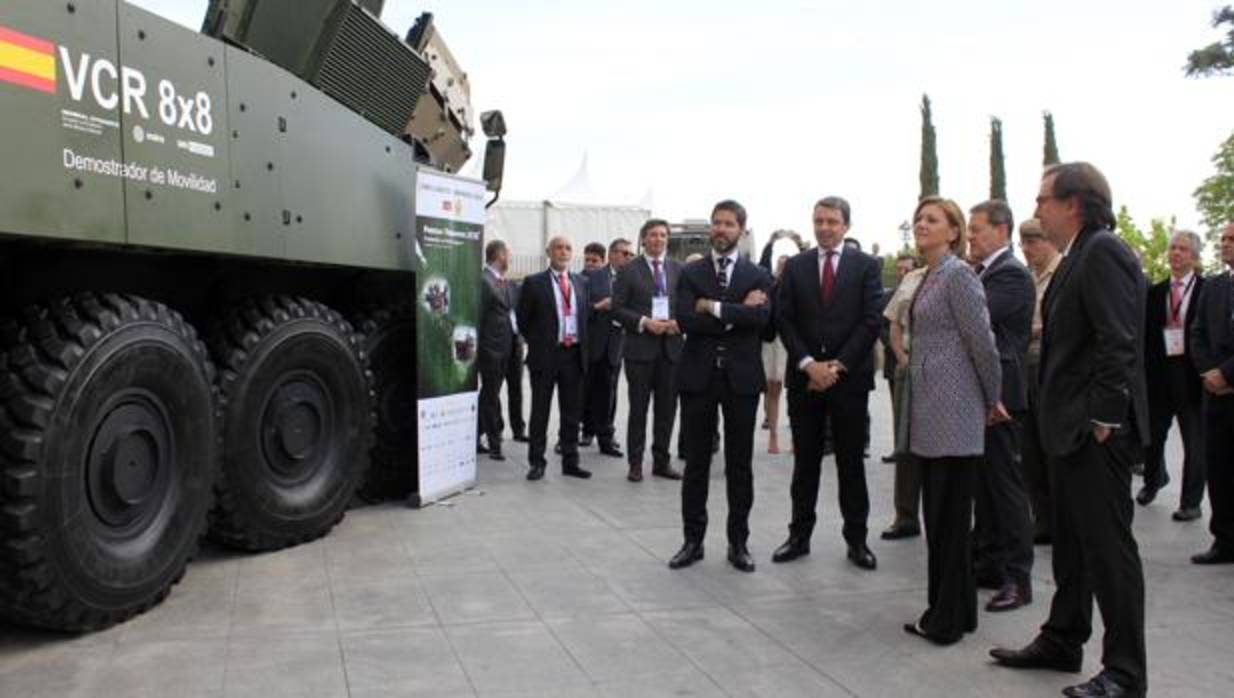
[1043,111,1060,166]
[990,117,1007,201]
[919,94,939,199]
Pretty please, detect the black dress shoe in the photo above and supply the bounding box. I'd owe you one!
[1172,506,1202,522]
[771,537,810,563]
[489,450,506,461]
[986,582,1031,612]
[1191,545,1234,564]
[652,465,683,480]
[477,442,489,454]
[526,465,545,481]
[1063,672,1143,697]
[989,637,1082,672]
[562,466,592,479]
[880,523,921,540]
[880,453,897,464]
[512,432,529,443]
[1134,485,1158,506]
[579,434,594,448]
[728,544,755,572]
[668,541,704,569]
[903,621,959,646]
[599,443,624,458]
[976,571,1003,591]
[846,543,877,570]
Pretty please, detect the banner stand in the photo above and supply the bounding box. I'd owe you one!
[407,168,486,508]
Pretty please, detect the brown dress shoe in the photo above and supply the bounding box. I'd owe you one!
[627,464,643,482]
[986,582,1031,612]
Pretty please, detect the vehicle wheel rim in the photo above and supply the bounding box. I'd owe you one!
[86,393,174,531]
[260,374,332,484]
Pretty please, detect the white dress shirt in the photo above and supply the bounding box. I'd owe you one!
[548,266,578,345]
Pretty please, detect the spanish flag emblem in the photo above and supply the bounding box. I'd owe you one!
[0,25,56,94]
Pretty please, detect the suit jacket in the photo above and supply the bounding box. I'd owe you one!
[479,267,514,363]
[515,267,590,373]
[979,249,1035,413]
[675,254,773,396]
[1038,227,1150,457]
[1189,271,1234,386]
[774,247,883,394]
[584,266,625,367]
[906,254,1002,458]
[613,255,685,363]
[879,286,896,382]
[1146,274,1205,405]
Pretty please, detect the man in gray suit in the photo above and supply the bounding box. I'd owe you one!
[478,239,515,460]
[614,219,684,482]
[991,163,1149,698]
[967,200,1036,613]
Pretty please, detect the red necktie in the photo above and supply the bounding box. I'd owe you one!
[559,271,575,346]
[820,250,836,305]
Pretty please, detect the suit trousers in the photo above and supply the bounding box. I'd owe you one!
[786,385,871,545]
[625,355,677,469]
[918,456,978,642]
[890,369,922,526]
[1144,357,1206,508]
[581,358,618,444]
[680,376,757,544]
[1041,433,1146,693]
[505,338,526,435]
[1203,395,1234,551]
[527,345,583,469]
[478,355,506,450]
[1021,356,1051,539]
[973,418,1034,586]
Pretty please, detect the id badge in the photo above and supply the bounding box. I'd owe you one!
[1164,328,1185,357]
[563,315,578,339]
[651,296,670,321]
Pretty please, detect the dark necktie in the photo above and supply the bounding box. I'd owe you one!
[716,256,731,292]
[820,250,836,305]
[974,263,986,276]
[652,259,666,295]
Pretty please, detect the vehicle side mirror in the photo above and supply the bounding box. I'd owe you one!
[483,139,505,194]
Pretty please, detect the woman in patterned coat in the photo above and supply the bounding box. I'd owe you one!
[902,197,1004,646]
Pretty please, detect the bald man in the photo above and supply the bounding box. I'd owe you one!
[516,236,593,481]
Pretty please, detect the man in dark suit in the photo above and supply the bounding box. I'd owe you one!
[506,278,528,443]
[667,200,772,573]
[1188,221,1234,565]
[991,163,1149,698]
[579,239,631,457]
[1138,230,1206,520]
[967,200,1036,613]
[771,196,882,571]
[614,220,685,482]
[515,235,592,481]
[478,240,515,460]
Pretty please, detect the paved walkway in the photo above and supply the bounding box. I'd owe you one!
[2,381,1231,697]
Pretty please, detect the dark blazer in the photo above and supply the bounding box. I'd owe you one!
[613,255,685,363]
[1189,271,1234,384]
[516,267,589,373]
[675,254,773,396]
[1146,274,1205,405]
[774,247,883,393]
[979,249,1035,413]
[1038,227,1150,457]
[479,267,514,363]
[584,266,625,367]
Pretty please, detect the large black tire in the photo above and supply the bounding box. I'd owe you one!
[351,303,416,503]
[208,297,374,551]
[0,294,218,632]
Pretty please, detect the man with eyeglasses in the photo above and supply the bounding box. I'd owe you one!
[1188,221,1234,565]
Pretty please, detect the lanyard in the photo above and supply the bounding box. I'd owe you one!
[1170,275,1195,324]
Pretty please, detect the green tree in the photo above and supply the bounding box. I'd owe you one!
[1195,130,1234,243]
[919,94,939,199]
[1043,111,1060,166]
[1115,206,1172,283]
[1186,5,1234,77]
[989,117,1006,201]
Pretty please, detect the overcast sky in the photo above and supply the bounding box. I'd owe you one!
[138,0,1231,254]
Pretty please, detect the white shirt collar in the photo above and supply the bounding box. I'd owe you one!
[819,244,845,260]
[979,246,1009,271]
[713,249,739,267]
[485,264,505,280]
[1171,270,1196,287]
